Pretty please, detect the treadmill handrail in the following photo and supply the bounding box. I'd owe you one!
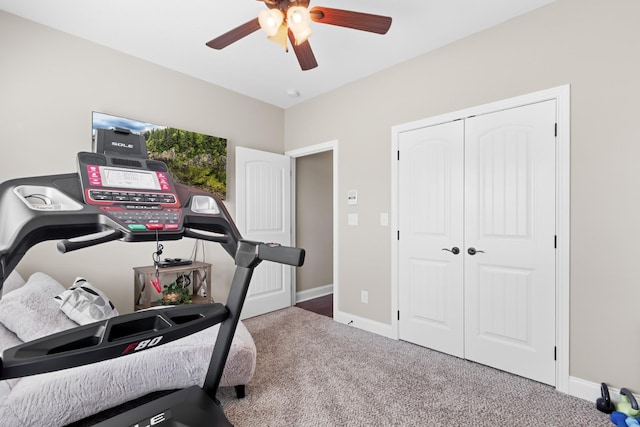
[57,229,124,253]
[0,303,228,380]
[0,175,244,291]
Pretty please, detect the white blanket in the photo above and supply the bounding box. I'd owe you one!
[0,271,255,426]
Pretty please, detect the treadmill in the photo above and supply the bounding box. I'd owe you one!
[0,130,304,426]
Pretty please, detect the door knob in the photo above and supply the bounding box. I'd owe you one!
[467,247,485,256]
[442,247,460,255]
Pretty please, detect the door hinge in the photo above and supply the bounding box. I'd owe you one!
[554,346,557,361]
[554,235,557,249]
[397,230,400,240]
[397,150,400,161]
[397,310,400,321]
[554,123,558,137]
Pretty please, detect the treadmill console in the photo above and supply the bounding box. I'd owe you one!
[77,152,182,232]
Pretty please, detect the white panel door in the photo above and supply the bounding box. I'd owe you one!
[236,147,292,319]
[397,100,557,385]
[398,120,465,357]
[464,100,556,385]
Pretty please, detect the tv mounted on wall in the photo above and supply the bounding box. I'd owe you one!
[92,112,227,200]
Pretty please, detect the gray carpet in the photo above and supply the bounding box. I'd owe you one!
[217,307,611,427]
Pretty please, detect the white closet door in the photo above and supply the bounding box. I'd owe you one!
[397,100,557,386]
[236,147,292,319]
[464,100,557,385]
[398,120,465,357]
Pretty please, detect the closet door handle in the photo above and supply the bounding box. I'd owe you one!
[467,247,485,256]
[442,247,460,255]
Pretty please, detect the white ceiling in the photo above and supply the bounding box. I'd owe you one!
[0,0,555,109]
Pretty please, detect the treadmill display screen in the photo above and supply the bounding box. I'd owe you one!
[100,166,160,190]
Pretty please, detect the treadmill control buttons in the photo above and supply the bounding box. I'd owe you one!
[100,206,182,232]
[89,190,176,205]
[87,165,102,186]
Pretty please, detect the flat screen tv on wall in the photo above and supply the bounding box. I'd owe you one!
[92,112,227,200]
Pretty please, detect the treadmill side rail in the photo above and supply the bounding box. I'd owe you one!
[1,303,228,380]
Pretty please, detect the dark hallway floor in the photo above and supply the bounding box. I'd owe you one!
[295,294,333,318]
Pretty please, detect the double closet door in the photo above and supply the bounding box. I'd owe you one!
[398,101,557,386]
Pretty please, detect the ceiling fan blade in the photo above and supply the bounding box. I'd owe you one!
[206,18,261,50]
[310,7,392,34]
[288,30,318,71]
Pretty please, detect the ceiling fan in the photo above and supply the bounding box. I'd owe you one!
[206,0,392,71]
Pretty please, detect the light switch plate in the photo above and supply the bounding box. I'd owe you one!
[348,213,358,226]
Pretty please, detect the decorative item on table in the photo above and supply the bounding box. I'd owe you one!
[157,274,192,305]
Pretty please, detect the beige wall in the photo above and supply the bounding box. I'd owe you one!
[2,0,640,394]
[295,151,333,293]
[0,11,284,312]
[284,0,640,390]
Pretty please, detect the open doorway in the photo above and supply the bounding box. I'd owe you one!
[287,141,337,318]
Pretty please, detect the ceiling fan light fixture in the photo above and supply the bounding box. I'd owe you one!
[258,9,284,37]
[287,6,313,44]
[267,23,289,51]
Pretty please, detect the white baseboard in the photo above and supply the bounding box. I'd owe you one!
[296,284,333,303]
[569,376,603,402]
[333,309,396,339]
[567,376,639,406]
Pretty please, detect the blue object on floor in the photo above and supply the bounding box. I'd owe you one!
[626,417,640,426]
[612,412,628,427]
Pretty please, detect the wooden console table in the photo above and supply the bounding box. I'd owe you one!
[133,261,212,310]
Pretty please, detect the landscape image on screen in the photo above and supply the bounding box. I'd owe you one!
[92,112,227,199]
